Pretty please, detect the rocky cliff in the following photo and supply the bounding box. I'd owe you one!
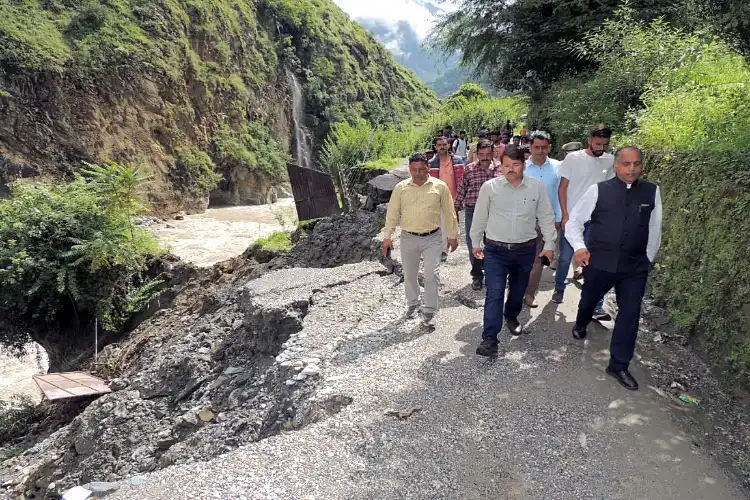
[0,0,436,214]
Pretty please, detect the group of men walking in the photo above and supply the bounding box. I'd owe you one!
[382,125,663,391]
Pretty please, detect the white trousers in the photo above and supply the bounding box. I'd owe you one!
[400,231,442,314]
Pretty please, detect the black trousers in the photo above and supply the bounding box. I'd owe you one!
[575,266,648,371]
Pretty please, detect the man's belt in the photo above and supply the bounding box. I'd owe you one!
[485,237,536,250]
[404,228,440,237]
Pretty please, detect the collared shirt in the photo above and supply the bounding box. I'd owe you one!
[454,160,501,211]
[384,176,459,240]
[470,175,557,251]
[525,157,562,222]
[566,182,663,262]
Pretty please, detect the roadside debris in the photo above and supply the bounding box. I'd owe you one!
[679,393,700,406]
[385,407,422,420]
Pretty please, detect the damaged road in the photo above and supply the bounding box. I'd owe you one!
[106,229,745,499]
[2,210,748,499]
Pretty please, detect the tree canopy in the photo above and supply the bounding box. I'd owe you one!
[427,0,744,93]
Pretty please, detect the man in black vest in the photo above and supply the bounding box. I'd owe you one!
[565,147,663,390]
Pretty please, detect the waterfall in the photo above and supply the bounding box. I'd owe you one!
[286,69,313,170]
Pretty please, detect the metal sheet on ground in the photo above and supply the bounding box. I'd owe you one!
[33,372,111,401]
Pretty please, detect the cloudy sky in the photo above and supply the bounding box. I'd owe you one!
[331,0,458,83]
[331,0,453,40]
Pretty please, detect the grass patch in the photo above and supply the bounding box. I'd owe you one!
[364,157,402,170]
[252,230,291,252]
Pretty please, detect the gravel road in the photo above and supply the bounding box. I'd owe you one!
[107,227,745,500]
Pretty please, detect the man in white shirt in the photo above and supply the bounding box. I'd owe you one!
[470,145,556,356]
[452,130,469,164]
[566,147,663,390]
[554,126,615,322]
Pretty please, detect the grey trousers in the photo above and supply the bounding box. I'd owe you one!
[401,231,442,314]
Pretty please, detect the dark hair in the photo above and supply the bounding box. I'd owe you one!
[502,145,525,162]
[529,130,551,146]
[409,152,429,164]
[590,127,612,139]
[445,124,453,129]
[433,136,447,148]
[476,139,494,152]
[459,130,466,135]
[491,130,501,136]
[501,132,511,138]
[512,135,521,140]
[614,146,643,163]
[478,129,489,139]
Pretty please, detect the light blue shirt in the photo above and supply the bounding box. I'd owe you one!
[525,157,562,222]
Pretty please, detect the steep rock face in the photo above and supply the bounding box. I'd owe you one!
[0,0,436,214]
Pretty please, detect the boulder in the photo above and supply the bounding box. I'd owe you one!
[364,166,410,205]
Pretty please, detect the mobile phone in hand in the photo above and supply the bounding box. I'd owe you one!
[541,255,551,267]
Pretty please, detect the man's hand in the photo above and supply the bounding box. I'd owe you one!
[447,238,459,252]
[473,248,485,260]
[539,249,554,263]
[561,215,569,229]
[555,221,562,231]
[382,238,393,258]
[573,248,591,267]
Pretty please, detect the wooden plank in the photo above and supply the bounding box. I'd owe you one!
[33,372,111,401]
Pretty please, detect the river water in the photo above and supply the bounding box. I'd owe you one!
[0,200,298,403]
[150,199,298,267]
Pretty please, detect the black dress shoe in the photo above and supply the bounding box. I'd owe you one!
[606,367,639,390]
[505,316,524,335]
[476,339,499,357]
[572,324,587,340]
[471,277,483,290]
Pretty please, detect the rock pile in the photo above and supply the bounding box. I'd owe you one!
[1,263,386,498]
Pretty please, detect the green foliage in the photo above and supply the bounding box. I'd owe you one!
[172,147,222,197]
[447,82,489,104]
[252,230,291,252]
[260,0,437,133]
[428,0,693,92]
[319,119,420,206]
[0,162,162,357]
[415,96,528,150]
[647,152,750,388]
[0,395,42,445]
[364,157,402,171]
[210,122,291,182]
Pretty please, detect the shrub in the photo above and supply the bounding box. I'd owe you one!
[0,162,162,369]
[172,146,222,197]
[647,151,750,388]
[211,122,291,182]
[0,395,42,445]
[251,230,291,252]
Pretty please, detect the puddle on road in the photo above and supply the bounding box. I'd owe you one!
[150,199,298,267]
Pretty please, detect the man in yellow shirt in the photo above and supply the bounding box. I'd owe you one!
[382,152,459,327]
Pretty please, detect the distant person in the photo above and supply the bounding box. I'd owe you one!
[562,142,583,156]
[454,139,501,290]
[554,127,615,321]
[429,137,464,261]
[520,145,531,161]
[493,130,506,161]
[470,145,556,356]
[502,120,513,137]
[453,130,469,164]
[567,147,662,390]
[383,152,459,328]
[500,132,511,145]
[468,129,490,163]
[512,135,521,146]
[522,131,561,308]
[442,125,454,138]
[425,149,436,162]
